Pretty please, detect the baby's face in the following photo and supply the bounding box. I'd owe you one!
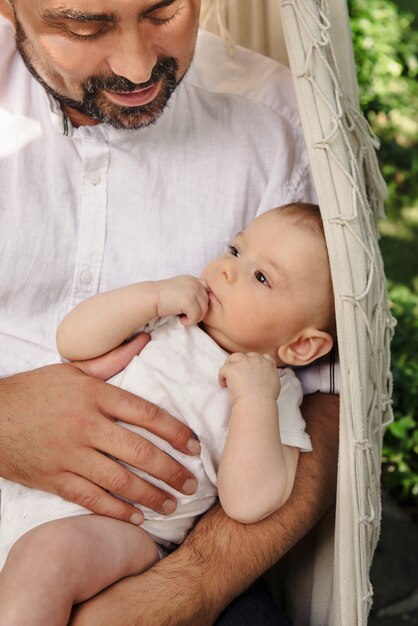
[200,209,333,363]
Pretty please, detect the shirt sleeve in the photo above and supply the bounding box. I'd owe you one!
[295,350,340,396]
[278,368,312,452]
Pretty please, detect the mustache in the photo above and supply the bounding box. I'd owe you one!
[84,56,179,94]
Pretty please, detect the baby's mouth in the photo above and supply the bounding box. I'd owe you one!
[208,289,220,305]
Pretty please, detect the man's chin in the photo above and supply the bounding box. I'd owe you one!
[68,84,175,129]
[62,97,165,130]
[85,107,162,130]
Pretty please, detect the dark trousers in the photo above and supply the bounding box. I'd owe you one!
[215,581,291,625]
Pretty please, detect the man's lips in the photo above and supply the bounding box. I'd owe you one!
[103,81,161,107]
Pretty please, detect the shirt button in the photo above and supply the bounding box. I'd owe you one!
[88,173,101,186]
[80,270,93,284]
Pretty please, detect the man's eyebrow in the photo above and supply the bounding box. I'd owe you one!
[41,8,118,23]
[42,0,177,23]
[142,0,178,14]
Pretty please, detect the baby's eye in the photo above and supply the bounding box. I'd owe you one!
[255,271,270,287]
[228,245,239,257]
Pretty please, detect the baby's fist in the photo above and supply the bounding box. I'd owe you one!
[157,275,209,325]
[218,352,281,403]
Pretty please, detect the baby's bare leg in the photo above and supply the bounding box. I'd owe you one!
[0,515,159,626]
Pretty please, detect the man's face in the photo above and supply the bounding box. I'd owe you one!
[12,0,201,128]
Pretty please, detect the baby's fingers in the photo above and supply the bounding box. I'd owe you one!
[181,294,209,326]
[218,369,227,388]
[218,358,240,388]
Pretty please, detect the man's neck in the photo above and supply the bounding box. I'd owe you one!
[62,104,99,128]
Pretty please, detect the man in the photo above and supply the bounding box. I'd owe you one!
[0,0,339,623]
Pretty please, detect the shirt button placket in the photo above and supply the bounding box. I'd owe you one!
[71,130,109,305]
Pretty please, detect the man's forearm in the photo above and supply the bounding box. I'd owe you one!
[71,393,339,626]
[176,393,339,608]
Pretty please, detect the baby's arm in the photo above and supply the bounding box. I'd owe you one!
[57,276,209,360]
[217,353,299,524]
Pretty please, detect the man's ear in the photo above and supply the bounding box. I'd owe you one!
[278,328,333,366]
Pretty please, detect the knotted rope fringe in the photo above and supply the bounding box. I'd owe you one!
[281,0,394,623]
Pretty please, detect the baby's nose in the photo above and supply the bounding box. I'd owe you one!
[221,260,236,283]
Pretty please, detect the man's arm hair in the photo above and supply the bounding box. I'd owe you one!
[174,393,339,606]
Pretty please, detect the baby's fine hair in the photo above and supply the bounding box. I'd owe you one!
[274,202,326,239]
[275,202,337,343]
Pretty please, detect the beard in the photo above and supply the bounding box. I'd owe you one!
[15,20,182,129]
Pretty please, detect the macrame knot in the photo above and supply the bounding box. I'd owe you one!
[382,396,393,409]
[313,139,330,151]
[328,217,346,226]
[359,514,375,525]
[363,584,374,604]
[354,439,372,451]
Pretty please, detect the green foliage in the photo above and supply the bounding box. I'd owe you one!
[348,1,418,504]
[382,282,418,502]
[348,0,418,216]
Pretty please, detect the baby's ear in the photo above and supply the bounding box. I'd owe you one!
[278,328,333,367]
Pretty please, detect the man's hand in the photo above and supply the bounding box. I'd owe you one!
[156,275,209,326]
[0,334,200,523]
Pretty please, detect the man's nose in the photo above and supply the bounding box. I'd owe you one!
[107,28,157,85]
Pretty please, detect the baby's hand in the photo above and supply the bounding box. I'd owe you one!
[218,352,281,404]
[156,275,209,325]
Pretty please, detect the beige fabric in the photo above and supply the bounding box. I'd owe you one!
[281,2,392,623]
[201,0,358,99]
[201,0,289,66]
[202,1,394,625]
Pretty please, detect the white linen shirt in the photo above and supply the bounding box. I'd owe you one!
[0,18,336,392]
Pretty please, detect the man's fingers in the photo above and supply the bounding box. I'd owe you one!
[90,416,198,497]
[73,333,151,381]
[54,473,144,525]
[73,448,180,514]
[96,382,200,457]
[0,362,199,519]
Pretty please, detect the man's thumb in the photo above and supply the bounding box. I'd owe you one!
[72,333,150,380]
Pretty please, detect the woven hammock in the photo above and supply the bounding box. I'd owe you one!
[202,1,394,624]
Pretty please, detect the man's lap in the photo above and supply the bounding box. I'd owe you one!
[216,580,291,626]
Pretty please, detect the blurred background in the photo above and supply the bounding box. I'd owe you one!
[349,3,418,622]
[348,0,418,518]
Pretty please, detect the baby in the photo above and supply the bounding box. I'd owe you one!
[0,202,335,626]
